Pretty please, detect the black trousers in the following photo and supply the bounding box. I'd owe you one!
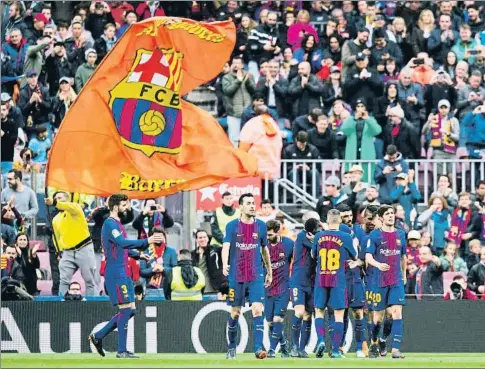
[48,248,60,296]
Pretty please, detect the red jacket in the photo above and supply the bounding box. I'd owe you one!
[443,289,478,300]
[136,3,165,20]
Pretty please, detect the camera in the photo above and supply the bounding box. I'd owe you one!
[450,282,463,299]
[414,58,425,65]
[150,205,157,211]
[25,153,31,161]
[469,49,479,55]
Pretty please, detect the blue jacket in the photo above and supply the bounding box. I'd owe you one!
[2,40,28,75]
[374,153,409,204]
[390,183,421,226]
[139,246,177,286]
[462,111,485,149]
[293,48,324,72]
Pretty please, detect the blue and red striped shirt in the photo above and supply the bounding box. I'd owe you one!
[290,230,314,289]
[265,236,294,296]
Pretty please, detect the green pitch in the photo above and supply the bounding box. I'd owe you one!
[2,353,485,368]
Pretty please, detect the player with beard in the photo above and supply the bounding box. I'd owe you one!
[334,203,369,358]
[366,205,407,359]
[89,194,163,359]
[223,193,272,360]
[264,220,293,358]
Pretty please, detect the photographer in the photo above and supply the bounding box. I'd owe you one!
[1,243,34,301]
[132,199,174,239]
[444,275,478,300]
[62,281,86,301]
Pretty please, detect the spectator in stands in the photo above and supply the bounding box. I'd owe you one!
[406,230,422,269]
[256,59,289,122]
[65,20,90,73]
[44,191,96,296]
[85,1,115,40]
[428,14,458,64]
[94,23,116,61]
[462,102,485,159]
[315,175,349,222]
[222,55,256,147]
[443,275,477,300]
[282,131,321,193]
[163,249,205,301]
[373,80,400,132]
[371,27,404,69]
[24,13,48,45]
[473,181,485,209]
[451,24,478,63]
[210,192,240,247]
[1,169,38,221]
[132,199,174,240]
[307,113,338,159]
[383,105,420,160]
[52,77,77,128]
[75,48,97,93]
[340,99,382,179]
[18,70,51,139]
[3,2,27,39]
[13,232,39,296]
[191,229,227,298]
[328,100,350,157]
[447,192,482,257]
[341,27,370,80]
[321,66,343,108]
[432,174,458,210]
[416,246,444,300]
[1,92,24,130]
[28,125,51,164]
[135,1,165,20]
[456,70,485,120]
[467,246,485,298]
[1,195,23,235]
[45,41,75,96]
[408,52,436,86]
[293,34,323,73]
[116,10,138,39]
[1,101,18,174]
[343,52,383,107]
[440,242,468,274]
[240,93,276,128]
[257,199,277,223]
[21,35,51,89]
[417,194,451,255]
[443,51,458,79]
[138,226,177,296]
[1,244,25,283]
[287,9,319,51]
[292,107,321,138]
[375,144,409,204]
[397,68,424,128]
[424,69,457,117]
[288,61,324,118]
[422,99,460,174]
[343,164,367,205]
[466,239,482,271]
[390,169,421,227]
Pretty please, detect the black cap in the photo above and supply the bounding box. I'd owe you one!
[356,52,367,61]
[26,70,38,77]
[54,41,65,47]
[357,26,370,34]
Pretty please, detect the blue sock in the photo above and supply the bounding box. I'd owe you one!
[331,322,344,353]
[116,308,133,354]
[299,319,312,351]
[280,329,287,345]
[328,311,335,336]
[291,315,302,348]
[368,319,374,342]
[341,309,349,346]
[94,312,118,340]
[227,316,239,350]
[267,322,273,344]
[372,322,382,343]
[270,322,283,351]
[315,317,325,343]
[391,319,403,350]
[355,318,365,351]
[253,316,264,352]
[383,318,393,340]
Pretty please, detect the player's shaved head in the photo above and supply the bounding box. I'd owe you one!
[327,209,341,225]
[304,218,320,234]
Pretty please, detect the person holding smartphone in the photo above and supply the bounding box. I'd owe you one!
[132,198,174,240]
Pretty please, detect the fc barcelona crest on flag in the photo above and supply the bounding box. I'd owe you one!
[109,48,184,157]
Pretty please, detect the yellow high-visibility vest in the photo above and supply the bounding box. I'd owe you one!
[170,266,205,301]
[212,207,240,246]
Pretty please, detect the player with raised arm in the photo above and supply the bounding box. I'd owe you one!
[313,209,358,359]
[89,194,163,359]
[289,217,319,358]
[222,193,272,360]
[264,219,293,358]
[365,205,407,359]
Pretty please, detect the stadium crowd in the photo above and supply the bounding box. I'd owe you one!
[1,0,485,304]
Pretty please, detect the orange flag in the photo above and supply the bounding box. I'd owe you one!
[46,17,258,198]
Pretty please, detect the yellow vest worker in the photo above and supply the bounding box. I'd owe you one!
[165,250,205,301]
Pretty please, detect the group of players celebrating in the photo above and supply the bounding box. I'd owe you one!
[86,192,405,360]
[222,193,406,360]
